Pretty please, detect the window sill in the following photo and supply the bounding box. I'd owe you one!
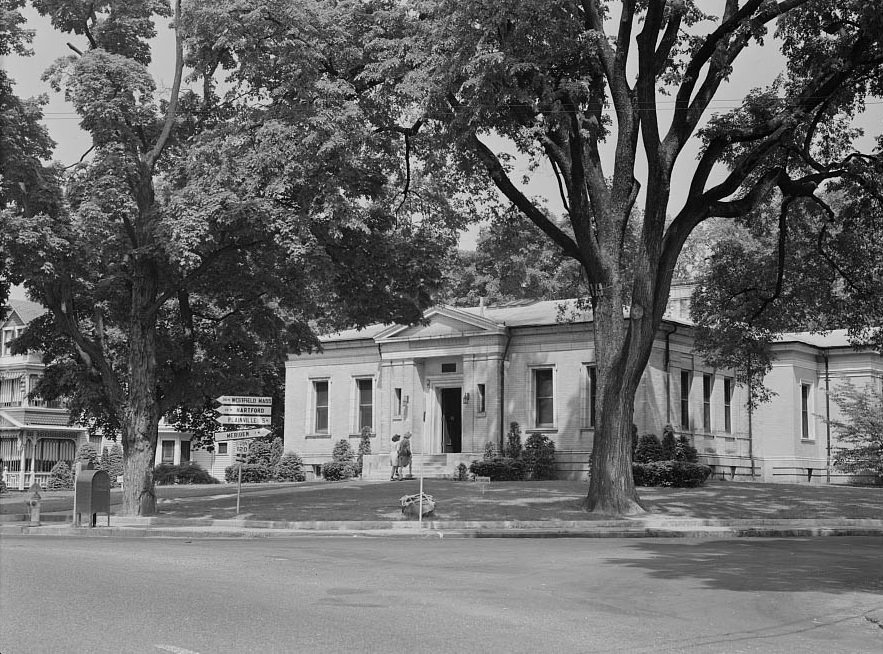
[527,427,558,434]
[306,433,331,439]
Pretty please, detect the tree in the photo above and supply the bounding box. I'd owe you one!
[362,1,883,514]
[3,0,467,516]
[828,383,883,483]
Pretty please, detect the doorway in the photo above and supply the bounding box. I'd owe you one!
[440,387,462,453]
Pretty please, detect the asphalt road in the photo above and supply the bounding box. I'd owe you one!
[1,536,881,653]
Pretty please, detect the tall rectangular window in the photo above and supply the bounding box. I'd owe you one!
[582,365,597,428]
[680,370,692,429]
[702,374,713,432]
[161,440,175,464]
[180,440,191,463]
[534,368,554,428]
[476,383,486,414]
[313,380,329,433]
[801,383,811,439]
[723,378,732,433]
[393,387,402,418]
[357,378,373,431]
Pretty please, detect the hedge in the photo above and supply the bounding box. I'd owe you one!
[632,461,712,487]
[468,458,526,481]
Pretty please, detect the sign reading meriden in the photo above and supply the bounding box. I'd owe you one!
[216,428,270,441]
[216,395,272,405]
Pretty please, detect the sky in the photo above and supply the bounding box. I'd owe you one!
[5,5,882,303]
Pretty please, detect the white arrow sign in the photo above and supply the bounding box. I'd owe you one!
[216,395,272,406]
[217,415,272,426]
[216,428,270,441]
[216,405,272,416]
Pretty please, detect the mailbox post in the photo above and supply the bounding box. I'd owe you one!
[74,469,111,527]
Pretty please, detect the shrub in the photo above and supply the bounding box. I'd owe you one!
[633,434,665,463]
[523,433,556,480]
[0,478,6,494]
[224,463,272,483]
[332,439,355,464]
[453,462,469,481]
[274,453,306,482]
[75,442,100,468]
[469,458,526,481]
[154,462,218,485]
[47,461,73,490]
[482,441,500,461]
[632,461,712,487]
[503,422,523,459]
[675,434,699,463]
[355,427,373,477]
[661,425,677,460]
[322,460,355,481]
[100,443,125,486]
[247,437,283,468]
[828,383,883,483]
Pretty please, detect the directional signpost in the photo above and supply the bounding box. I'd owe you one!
[216,396,273,515]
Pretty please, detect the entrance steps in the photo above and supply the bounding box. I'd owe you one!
[360,454,472,480]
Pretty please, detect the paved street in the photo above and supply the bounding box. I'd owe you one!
[2,536,881,653]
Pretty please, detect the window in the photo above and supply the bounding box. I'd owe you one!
[582,365,597,428]
[801,383,811,439]
[218,442,228,455]
[356,378,373,431]
[702,374,713,432]
[180,440,191,463]
[441,362,457,373]
[2,328,19,356]
[534,368,554,428]
[680,370,692,429]
[313,380,329,433]
[476,384,486,414]
[161,440,175,464]
[723,378,733,433]
[393,387,403,418]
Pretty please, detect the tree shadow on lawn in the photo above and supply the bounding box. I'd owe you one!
[605,538,883,595]
[639,482,883,519]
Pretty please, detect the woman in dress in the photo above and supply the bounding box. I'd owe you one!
[389,434,401,481]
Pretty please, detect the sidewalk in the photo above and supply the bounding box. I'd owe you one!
[2,479,882,539]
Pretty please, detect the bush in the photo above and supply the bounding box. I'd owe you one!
[632,461,712,487]
[675,434,699,462]
[274,453,306,482]
[503,422,523,459]
[453,462,469,481]
[482,441,500,460]
[47,461,73,490]
[322,460,355,481]
[75,442,100,468]
[101,443,125,486]
[332,439,355,464]
[355,427,373,477]
[633,434,665,463]
[661,425,677,460]
[224,463,272,483]
[469,458,526,481]
[154,462,219,485]
[247,437,283,468]
[523,433,556,480]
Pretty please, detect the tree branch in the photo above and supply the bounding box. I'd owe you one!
[144,0,183,170]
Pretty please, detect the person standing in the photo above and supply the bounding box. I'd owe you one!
[398,434,412,480]
[389,434,401,481]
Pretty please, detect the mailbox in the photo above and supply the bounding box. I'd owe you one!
[75,469,111,527]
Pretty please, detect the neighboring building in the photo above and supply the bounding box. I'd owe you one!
[0,299,231,489]
[284,299,882,483]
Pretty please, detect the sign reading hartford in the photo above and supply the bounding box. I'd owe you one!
[216,405,272,416]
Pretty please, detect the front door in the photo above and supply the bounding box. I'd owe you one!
[440,387,462,453]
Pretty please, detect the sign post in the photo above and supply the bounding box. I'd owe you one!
[215,396,273,516]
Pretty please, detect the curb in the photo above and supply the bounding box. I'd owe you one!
[2,518,882,540]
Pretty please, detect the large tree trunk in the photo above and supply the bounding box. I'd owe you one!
[121,259,160,516]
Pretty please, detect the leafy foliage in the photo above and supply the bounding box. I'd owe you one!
[675,435,699,464]
[355,427,373,477]
[273,453,306,483]
[468,458,526,482]
[828,383,883,483]
[321,460,355,482]
[154,462,218,485]
[47,460,73,490]
[660,426,677,461]
[632,461,712,488]
[224,463,271,484]
[75,442,100,468]
[331,439,355,464]
[246,437,283,469]
[523,433,556,481]
[503,421,523,460]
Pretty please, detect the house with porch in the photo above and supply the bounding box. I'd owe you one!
[283,298,882,483]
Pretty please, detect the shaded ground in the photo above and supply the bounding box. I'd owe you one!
[4,479,881,522]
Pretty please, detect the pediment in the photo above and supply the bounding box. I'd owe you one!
[375,306,504,342]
